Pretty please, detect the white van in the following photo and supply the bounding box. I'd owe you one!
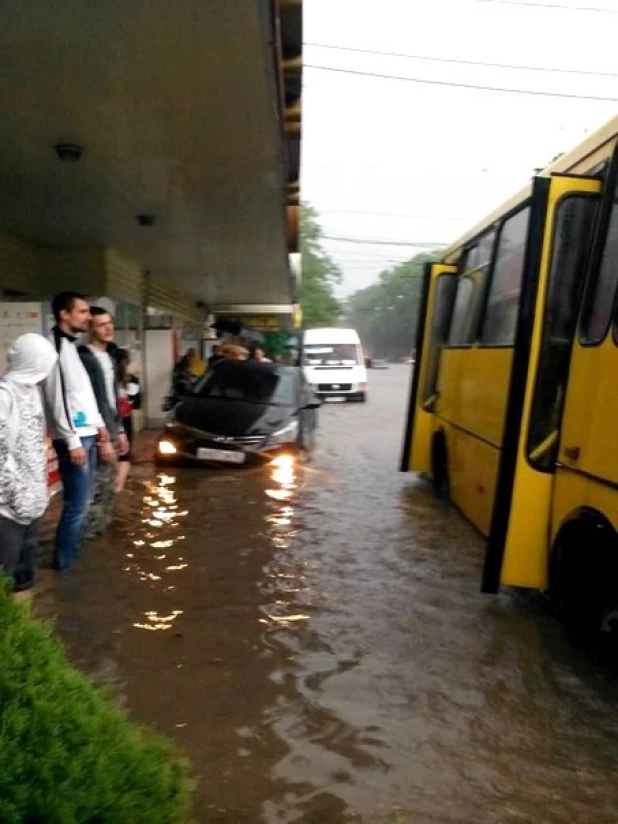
[302,328,367,402]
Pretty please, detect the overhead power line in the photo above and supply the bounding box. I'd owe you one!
[304,41,618,78]
[477,0,618,11]
[304,64,618,102]
[322,235,447,248]
[320,208,466,221]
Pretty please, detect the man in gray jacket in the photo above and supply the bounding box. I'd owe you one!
[78,307,128,537]
[44,292,113,571]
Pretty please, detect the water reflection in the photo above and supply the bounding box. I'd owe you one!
[259,456,313,632]
[124,472,189,631]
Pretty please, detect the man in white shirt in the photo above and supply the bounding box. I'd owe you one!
[78,307,128,537]
[43,292,112,571]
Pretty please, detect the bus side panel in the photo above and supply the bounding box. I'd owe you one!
[553,478,618,548]
[435,348,462,426]
[448,427,501,535]
[485,175,602,592]
[400,263,456,473]
[559,341,618,486]
[552,318,618,549]
[439,348,513,447]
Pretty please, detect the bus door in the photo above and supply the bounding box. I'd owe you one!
[400,262,457,473]
[482,173,602,593]
[553,164,618,534]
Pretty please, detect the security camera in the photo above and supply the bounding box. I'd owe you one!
[55,143,84,162]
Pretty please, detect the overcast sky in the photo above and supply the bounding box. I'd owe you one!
[301,0,618,296]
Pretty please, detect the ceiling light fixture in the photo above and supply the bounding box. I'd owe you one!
[55,143,85,162]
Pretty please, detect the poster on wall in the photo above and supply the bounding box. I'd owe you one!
[0,302,45,372]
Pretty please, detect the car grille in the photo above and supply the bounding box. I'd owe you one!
[175,423,266,449]
[317,383,352,392]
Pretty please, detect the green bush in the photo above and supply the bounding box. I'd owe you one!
[0,582,193,823]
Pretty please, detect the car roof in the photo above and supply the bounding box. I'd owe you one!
[212,360,297,377]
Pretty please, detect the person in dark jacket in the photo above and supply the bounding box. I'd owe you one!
[113,347,141,493]
[78,308,128,537]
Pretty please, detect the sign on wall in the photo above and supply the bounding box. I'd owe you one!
[0,302,44,372]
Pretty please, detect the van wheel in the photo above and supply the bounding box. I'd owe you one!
[431,435,449,500]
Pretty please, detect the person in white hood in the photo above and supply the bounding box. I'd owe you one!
[0,333,58,599]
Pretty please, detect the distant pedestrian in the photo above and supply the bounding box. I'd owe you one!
[185,348,206,379]
[78,308,129,537]
[220,343,249,361]
[0,334,57,599]
[208,344,224,368]
[44,292,110,571]
[171,353,195,401]
[248,346,271,363]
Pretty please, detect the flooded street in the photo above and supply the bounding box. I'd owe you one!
[38,365,618,823]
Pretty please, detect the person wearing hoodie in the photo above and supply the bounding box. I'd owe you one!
[0,333,58,599]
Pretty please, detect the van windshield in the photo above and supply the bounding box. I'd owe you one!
[304,344,359,366]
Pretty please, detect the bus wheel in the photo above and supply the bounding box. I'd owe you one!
[551,521,617,635]
[431,434,449,501]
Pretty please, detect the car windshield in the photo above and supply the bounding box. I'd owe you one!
[304,344,359,366]
[194,365,296,406]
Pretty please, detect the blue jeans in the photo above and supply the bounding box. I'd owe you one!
[53,436,97,571]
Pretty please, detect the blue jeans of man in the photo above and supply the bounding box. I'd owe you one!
[53,436,97,571]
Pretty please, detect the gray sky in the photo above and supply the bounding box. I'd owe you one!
[301,0,618,296]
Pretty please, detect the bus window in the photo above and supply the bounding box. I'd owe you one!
[447,231,495,346]
[527,195,598,469]
[581,193,618,344]
[423,274,457,405]
[481,206,530,345]
[447,277,475,345]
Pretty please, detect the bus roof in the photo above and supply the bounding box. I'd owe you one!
[442,114,618,263]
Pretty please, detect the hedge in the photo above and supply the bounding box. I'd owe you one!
[0,582,193,823]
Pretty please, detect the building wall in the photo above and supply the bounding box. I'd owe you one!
[38,248,106,297]
[0,234,38,296]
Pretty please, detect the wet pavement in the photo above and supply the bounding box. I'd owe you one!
[37,366,618,823]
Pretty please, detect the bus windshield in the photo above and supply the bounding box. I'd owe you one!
[304,344,360,366]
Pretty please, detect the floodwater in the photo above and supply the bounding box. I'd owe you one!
[38,366,618,823]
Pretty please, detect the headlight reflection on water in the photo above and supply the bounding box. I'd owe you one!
[260,452,313,628]
[125,472,189,632]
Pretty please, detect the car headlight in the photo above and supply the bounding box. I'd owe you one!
[157,440,177,455]
[269,419,299,445]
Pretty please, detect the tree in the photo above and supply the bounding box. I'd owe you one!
[344,252,441,360]
[299,203,341,328]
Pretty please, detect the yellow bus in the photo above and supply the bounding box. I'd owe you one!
[401,114,618,629]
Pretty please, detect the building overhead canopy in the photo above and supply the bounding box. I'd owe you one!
[0,0,302,309]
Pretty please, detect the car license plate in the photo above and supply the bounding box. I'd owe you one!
[197,447,246,464]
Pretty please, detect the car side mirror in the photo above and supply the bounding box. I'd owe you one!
[305,399,322,410]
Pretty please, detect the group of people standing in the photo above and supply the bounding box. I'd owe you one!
[0,291,140,601]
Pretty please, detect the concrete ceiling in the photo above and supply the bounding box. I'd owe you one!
[0,0,300,307]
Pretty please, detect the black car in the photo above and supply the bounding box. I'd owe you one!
[156,360,321,466]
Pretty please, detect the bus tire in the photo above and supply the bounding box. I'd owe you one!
[550,515,618,635]
[431,433,449,501]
